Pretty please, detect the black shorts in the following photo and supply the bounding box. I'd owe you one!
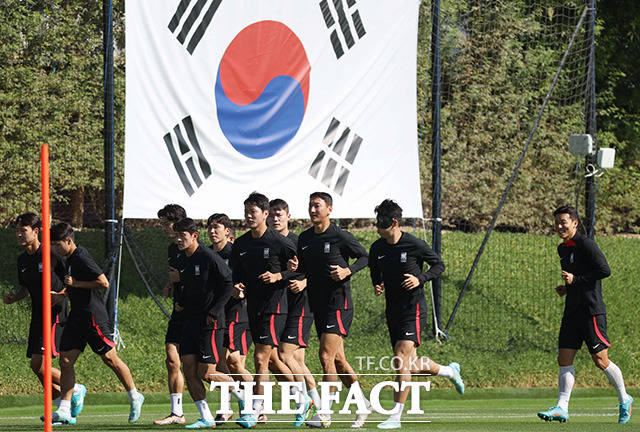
[281,315,314,347]
[314,308,353,338]
[165,312,185,345]
[559,313,611,354]
[27,315,64,359]
[60,313,115,356]
[386,303,427,347]
[179,317,223,364]
[224,320,252,355]
[249,313,287,347]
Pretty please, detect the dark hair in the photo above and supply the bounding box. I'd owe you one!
[51,222,75,241]
[309,191,332,207]
[553,205,579,221]
[173,218,198,234]
[269,198,289,213]
[229,226,236,239]
[244,192,269,211]
[157,204,187,222]
[375,199,403,223]
[15,213,41,230]
[207,213,232,229]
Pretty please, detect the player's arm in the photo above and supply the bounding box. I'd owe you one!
[2,286,29,304]
[276,236,300,282]
[207,258,233,326]
[569,239,611,286]
[230,243,245,298]
[65,273,109,290]
[416,239,445,283]
[330,231,368,281]
[368,243,384,296]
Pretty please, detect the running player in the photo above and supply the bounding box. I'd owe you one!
[368,199,465,429]
[2,213,83,425]
[173,217,235,429]
[232,192,311,428]
[207,213,252,425]
[268,198,319,426]
[50,222,144,424]
[154,204,187,425]
[289,192,372,428]
[537,206,633,424]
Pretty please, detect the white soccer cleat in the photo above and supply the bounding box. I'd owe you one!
[307,413,331,428]
[351,411,370,428]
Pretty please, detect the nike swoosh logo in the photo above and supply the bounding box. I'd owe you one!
[20,268,26,272]
[405,332,414,336]
[378,255,385,259]
[302,246,309,250]
[326,325,336,329]
[259,335,268,339]
[287,336,296,339]
[240,252,247,256]
[202,355,211,359]
[592,344,600,349]
[179,269,185,273]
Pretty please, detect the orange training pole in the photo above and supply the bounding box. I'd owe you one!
[40,145,52,432]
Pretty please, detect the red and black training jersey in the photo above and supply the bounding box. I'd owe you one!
[180,243,233,324]
[284,231,312,319]
[297,223,368,312]
[168,242,187,311]
[558,232,610,316]
[231,227,297,316]
[66,245,108,320]
[369,232,445,314]
[213,242,248,324]
[17,245,68,324]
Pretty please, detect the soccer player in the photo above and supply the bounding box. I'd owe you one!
[153,204,188,425]
[50,222,144,424]
[2,213,82,425]
[173,217,235,429]
[231,192,311,428]
[289,192,372,428]
[268,198,320,425]
[207,213,252,425]
[368,199,465,429]
[537,206,633,424]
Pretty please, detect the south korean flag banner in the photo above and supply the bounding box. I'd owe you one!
[124,0,423,219]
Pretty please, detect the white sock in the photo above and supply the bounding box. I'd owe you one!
[170,393,183,416]
[127,387,140,403]
[308,388,321,408]
[72,384,83,395]
[290,386,303,407]
[231,388,245,401]
[603,362,630,404]
[557,365,575,411]
[195,399,214,422]
[58,399,71,414]
[437,365,454,379]
[390,402,404,420]
[252,398,264,413]
[53,397,61,408]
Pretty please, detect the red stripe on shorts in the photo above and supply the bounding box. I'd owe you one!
[228,321,236,351]
[592,316,611,347]
[92,315,115,348]
[336,310,346,336]
[269,314,278,346]
[415,303,421,345]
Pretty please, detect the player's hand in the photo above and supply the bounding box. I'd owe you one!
[287,256,299,271]
[64,275,75,287]
[561,271,574,285]
[374,283,384,296]
[401,274,420,290]
[169,267,180,283]
[2,292,16,304]
[206,316,217,326]
[329,265,351,281]
[162,283,173,297]
[233,283,245,299]
[289,279,307,293]
[259,271,282,284]
[174,303,184,312]
[555,285,567,297]
[50,291,66,306]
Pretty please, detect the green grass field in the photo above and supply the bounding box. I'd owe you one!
[0,388,636,431]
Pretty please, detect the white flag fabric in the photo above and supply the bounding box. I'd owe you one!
[124,0,423,219]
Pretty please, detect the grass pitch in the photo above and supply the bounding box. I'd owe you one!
[0,388,635,432]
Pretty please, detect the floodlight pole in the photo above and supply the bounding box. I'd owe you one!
[584,0,597,238]
[429,0,445,338]
[104,0,116,321]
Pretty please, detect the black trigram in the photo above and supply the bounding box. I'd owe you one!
[319,0,366,59]
[168,0,223,54]
[163,116,212,196]
[309,118,363,196]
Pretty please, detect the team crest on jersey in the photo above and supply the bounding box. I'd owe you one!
[324,242,331,254]
[263,248,270,259]
[38,262,43,272]
[400,252,407,263]
[195,265,201,276]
